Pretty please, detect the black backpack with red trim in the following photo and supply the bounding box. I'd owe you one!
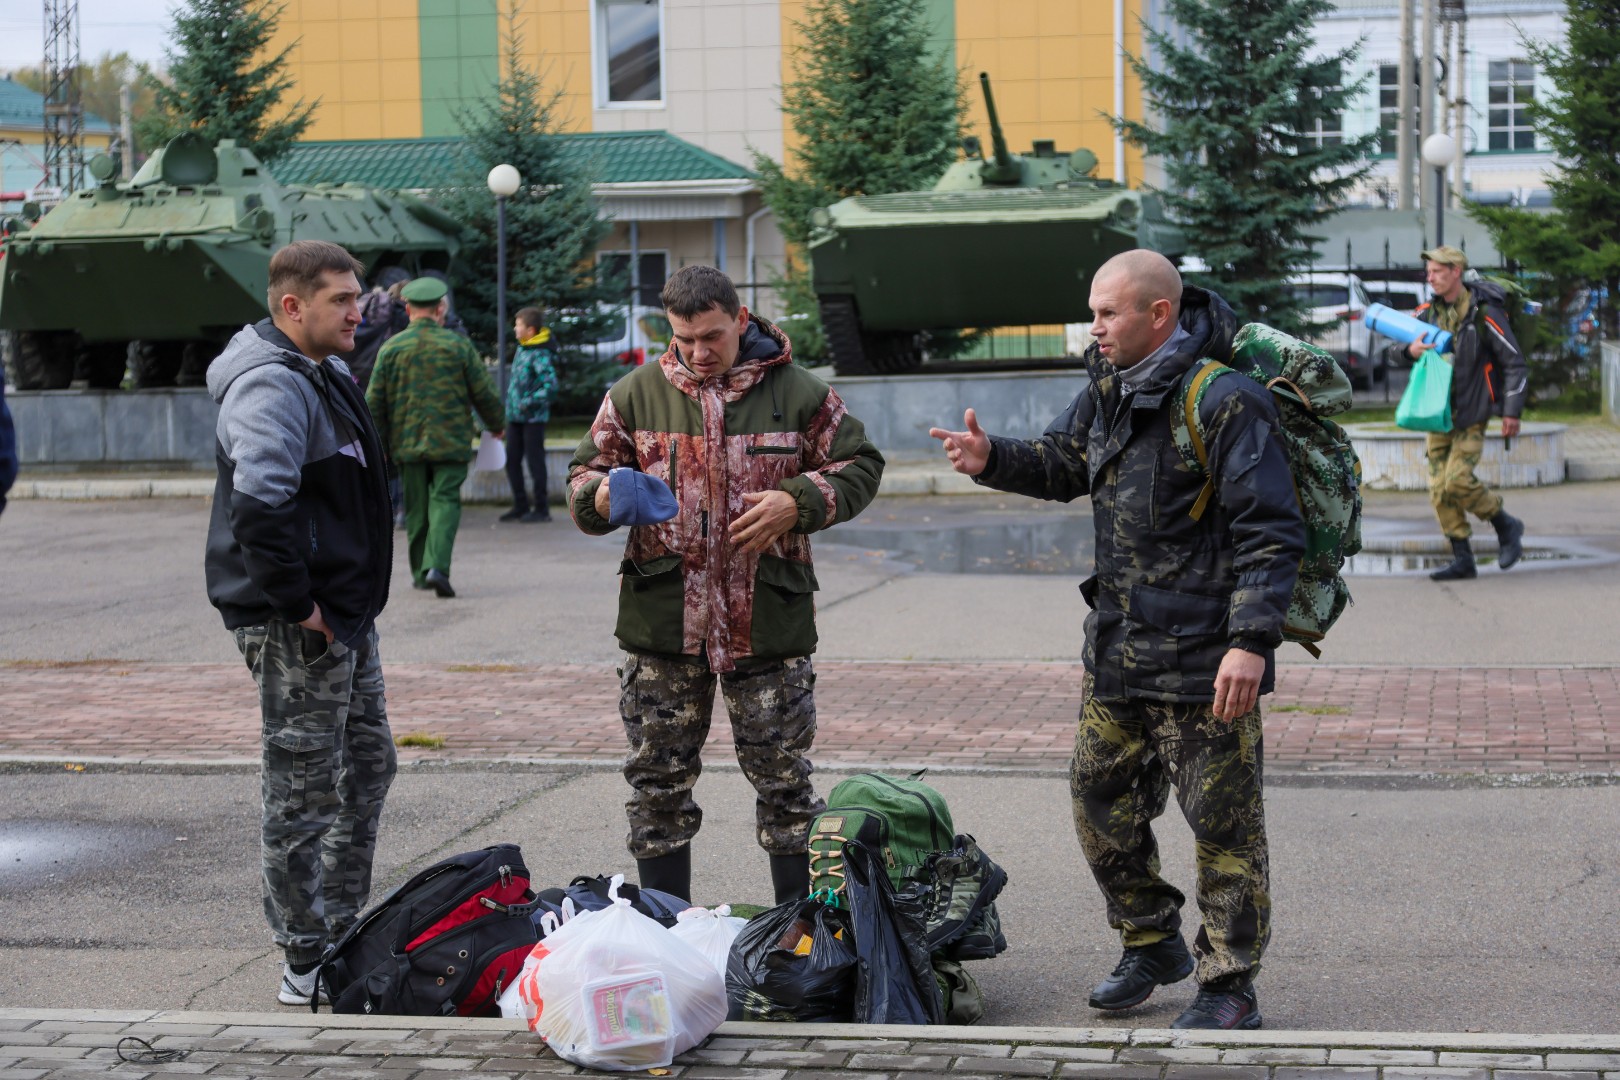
[318,844,539,1017]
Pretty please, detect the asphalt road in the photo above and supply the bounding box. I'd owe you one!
[3,487,1620,1032]
[2,481,1619,666]
[3,765,1617,1032]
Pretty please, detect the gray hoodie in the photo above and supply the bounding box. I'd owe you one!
[204,320,392,645]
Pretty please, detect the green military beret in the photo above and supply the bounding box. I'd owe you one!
[400,277,449,304]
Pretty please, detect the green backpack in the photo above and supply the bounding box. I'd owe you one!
[1171,323,1363,658]
[808,772,955,895]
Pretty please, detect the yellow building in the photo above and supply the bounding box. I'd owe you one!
[266,0,1147,312]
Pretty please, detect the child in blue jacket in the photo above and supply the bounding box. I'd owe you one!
[501,307,560,522]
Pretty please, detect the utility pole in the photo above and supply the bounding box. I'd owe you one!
[41,0,85,193]
[1398,0,1415,209]
[1419,0,1436,206]
[118,83,134,179]
[1442,0,1468,203]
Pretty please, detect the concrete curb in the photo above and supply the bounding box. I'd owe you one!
[4,1008,1619,1079]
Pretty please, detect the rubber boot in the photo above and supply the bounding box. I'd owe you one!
[1492,510,1526,571]
[1430,537,1477,581]
[636,846,691,902]
[769,852,811,905]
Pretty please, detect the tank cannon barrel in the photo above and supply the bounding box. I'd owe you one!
[978,72,1021,185]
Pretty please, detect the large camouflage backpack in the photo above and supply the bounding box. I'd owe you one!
[1171,323,1363,657]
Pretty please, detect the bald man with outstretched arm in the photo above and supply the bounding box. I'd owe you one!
[930,250,1304,1031]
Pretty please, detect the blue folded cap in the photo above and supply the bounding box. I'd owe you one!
[608,467,679,526]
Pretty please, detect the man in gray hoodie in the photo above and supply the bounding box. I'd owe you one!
[205,240,396,1006]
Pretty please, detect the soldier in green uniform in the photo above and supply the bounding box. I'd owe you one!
[366,277,505,599]
[931,250,1306,1030]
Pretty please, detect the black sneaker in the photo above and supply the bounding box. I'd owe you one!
[1172,984,1262,1029]
[424,568,455,598]
[499,507,527,522]
[1088,934,1195,1010]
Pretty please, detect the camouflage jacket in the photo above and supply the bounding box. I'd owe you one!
[568,316,885,672]
[366,318,505,463]
[975,287,1306,703]
[506,330,559,424]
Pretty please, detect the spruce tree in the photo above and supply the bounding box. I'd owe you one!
[1116,0,1377,334]
[432,15,618,411]
[752,0,962,361]
[1469,0,1620,341]
[137,0,313,164]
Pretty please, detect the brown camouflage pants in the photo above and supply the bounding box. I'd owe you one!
[618,650,825,860]
[1426,422,1504,540]
[1071,673,1270,989]
[235,620,396,966]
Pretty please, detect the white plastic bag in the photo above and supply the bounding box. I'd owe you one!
[532,876,727,1071]
[669,904,748,979]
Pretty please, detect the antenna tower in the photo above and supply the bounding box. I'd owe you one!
[42,0,85,192]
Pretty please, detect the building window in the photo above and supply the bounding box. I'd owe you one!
[1306,96,1343,148]
[1378,64,1408,156]
[599,250,669,307]
[1488,60,1536,151]
[599,0,662,105]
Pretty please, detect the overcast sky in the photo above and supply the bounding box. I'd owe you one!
[0,0,176,73]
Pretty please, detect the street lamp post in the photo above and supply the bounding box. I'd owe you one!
[487,163,522,396]
[1421,133,1458,247]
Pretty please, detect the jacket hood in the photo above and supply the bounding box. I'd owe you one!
[207,319,316,403]
[1177,285,1238,365]
[659,313,793,400]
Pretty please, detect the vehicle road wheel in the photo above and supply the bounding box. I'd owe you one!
[819,295,872,376]
[863,331,924,375]
[133,340,184,388]
[16,331,74,390]
[176,341,212,387]
[78,341,129,390]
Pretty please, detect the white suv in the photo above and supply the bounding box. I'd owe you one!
[1284,272,1384,388]
[553,305,673,367]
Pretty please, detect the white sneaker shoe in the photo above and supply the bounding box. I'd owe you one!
[278,962,328,1006]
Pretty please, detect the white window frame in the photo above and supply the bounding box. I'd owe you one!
[597,249,671,307]
[1486,59,1536,153]
[592,0,666,110]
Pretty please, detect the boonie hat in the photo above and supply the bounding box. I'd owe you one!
[608,467,679,526]
[400,277,449,304]
[1421,245,1468,269]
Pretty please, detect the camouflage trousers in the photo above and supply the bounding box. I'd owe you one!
[1071,673,1270,989]
[1426,422,1504,540]
[401,460,468,585]
[234,620,397,966]
[618,650,825,860]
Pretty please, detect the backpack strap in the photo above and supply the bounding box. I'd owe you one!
[1175,359,1231,522]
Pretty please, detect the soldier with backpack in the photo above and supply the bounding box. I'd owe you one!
[1387,245,1529,581]
[929,249,1307,1030]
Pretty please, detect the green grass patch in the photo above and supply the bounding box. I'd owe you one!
[545,418,593,444]
[1271,704,1351,715]
[395,733,447,750]
[1344,404,1604,426]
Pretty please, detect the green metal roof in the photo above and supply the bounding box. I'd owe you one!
[273,131,754,189]
[0,77,116,134]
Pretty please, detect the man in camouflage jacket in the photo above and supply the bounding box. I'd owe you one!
[366,276,504,598]
[569,265,884,905]
[931,250,1305,1030]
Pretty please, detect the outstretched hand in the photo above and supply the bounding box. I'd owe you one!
[928,408,991,477]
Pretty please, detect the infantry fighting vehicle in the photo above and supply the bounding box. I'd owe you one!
[0,132,463,390]
[809,73,1186,374]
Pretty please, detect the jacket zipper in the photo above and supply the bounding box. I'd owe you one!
[746,445,797,455]
[869,775,952,849]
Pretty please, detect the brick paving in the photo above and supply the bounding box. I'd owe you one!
[3,1011,1620,1079]
[2,661,1616,774]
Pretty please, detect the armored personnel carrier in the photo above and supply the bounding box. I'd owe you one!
[809,73,1186,375]
[0,132,463,390]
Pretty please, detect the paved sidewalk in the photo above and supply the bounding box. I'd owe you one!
[3,661,1616,774]
[5,1009,1620,1079]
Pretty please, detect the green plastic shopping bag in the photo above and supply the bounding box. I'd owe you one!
[1395,350,1453,433]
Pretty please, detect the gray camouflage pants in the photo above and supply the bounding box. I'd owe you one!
[235,620,396,966]
[618,651,825,860]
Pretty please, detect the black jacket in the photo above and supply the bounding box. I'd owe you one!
[204,320,393,646]
[1391,280,1529,431]
[976,287,1306,703]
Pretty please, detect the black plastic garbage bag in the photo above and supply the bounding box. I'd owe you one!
[725,897,855,1022]
[844,841,944,1024]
